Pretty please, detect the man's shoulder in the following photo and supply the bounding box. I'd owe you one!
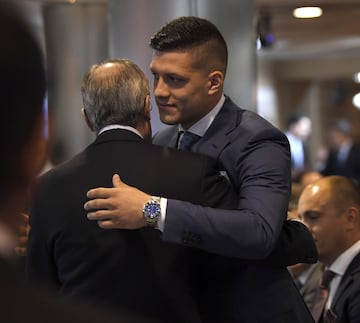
[152,126,177,146]
[218,97,287,142]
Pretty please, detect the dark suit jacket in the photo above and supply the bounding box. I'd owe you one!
[0,256,151,323]
[153,96,315,322]
[325,252,360,323]
[26,129,236,323]
[321,144,360,184]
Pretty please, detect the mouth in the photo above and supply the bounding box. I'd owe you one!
[156,102,176,110]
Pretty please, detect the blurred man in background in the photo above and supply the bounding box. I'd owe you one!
[285,113,312,182]
[321,119,360,184]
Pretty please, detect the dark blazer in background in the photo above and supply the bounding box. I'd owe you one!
[153,96,315,323]
[321,144,360,184]
[326,252,360,323]
[26,129,236,323]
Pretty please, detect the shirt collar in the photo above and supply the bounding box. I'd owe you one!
[98,124,143,139]
[178,95,225,137]
[329,239,360,276]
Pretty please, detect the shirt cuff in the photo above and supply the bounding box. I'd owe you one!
[156,197,167,232]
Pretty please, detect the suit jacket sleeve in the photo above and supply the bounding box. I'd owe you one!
[161,117,314,261]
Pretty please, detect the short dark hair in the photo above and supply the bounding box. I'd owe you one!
[150,16,228,72]
[286,112,308,130]
[0,2,46,193]
[330,119,352,135]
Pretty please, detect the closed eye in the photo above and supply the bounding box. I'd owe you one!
[302,211,321,222]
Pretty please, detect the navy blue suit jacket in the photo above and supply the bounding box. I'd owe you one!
[153,97,315,322]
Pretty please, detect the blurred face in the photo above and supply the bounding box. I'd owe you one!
[150,49,221,129]
[328,129,346,149]
[298,183,347,266]
[293,117,312,140]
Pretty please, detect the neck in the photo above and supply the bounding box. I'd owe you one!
[135,121,152,143]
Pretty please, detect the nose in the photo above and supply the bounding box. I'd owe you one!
[153,77,169,98]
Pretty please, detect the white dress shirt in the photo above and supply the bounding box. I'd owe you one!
[285,132,305,171]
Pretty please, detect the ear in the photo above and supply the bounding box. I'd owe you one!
[143,94,151,121]
[82,108,95,131]
[344,206,360,231]
[21,115,48,181]
[208,70,224,95]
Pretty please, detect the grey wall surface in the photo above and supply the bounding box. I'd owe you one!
[44,3,109,162]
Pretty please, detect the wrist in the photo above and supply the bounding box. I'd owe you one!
[142,196,161,227]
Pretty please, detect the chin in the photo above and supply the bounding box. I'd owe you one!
[160,116,178,126]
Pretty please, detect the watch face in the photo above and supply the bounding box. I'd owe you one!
[144,201,161,219]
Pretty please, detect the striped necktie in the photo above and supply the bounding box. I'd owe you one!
[311,270,336,322]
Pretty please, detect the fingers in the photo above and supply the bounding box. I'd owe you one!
[97,220,118,229]
[86,187,114,199]
[84,197,114,211]
[15,246,27,257]
[22,213,29,224]
[86,174,124,198]
[112,174,123,187]
[15,213,30,256]
[87,209,115,221]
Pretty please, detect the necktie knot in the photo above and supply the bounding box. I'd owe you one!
[178,131,201,151]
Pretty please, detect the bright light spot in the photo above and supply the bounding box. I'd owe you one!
[353,72,360,84]
[311,184,320,195]
[293,7,323,19]
[352,92,360,110]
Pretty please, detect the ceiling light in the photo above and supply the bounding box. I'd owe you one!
[353,72,360,84]
[352,92,360,110]
[293,7,323,19]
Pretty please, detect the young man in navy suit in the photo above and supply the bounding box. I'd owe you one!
[85,16,315,322]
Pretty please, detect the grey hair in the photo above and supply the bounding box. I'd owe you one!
[81,58,149,132]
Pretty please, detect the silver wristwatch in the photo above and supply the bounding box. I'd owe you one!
[142,196,161,227]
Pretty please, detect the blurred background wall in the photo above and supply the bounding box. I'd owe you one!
[20,0,360,169]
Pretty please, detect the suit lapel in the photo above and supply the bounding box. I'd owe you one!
[331,252,360,307]
[195,96,242,159]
